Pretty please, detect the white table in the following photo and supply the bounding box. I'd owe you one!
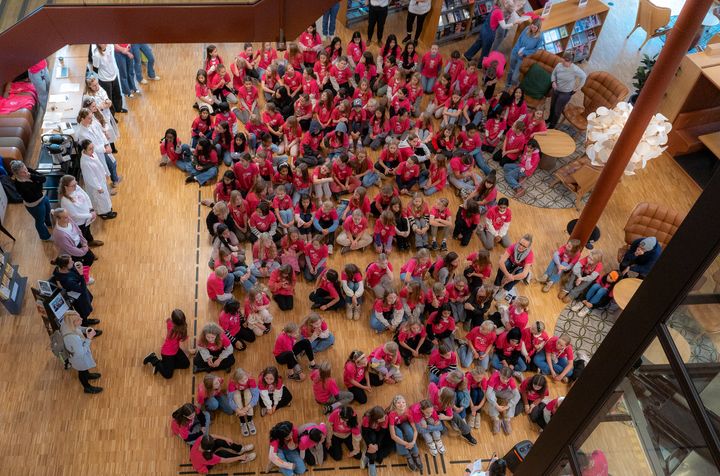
[649,0,719,27]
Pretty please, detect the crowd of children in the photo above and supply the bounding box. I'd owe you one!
[144,13,628,475]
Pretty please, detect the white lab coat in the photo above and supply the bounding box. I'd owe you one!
[60,186,94,227]
[80,152,112,215]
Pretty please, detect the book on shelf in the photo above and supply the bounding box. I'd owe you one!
[559,26,569,38]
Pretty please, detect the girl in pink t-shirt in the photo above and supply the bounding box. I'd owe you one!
[311,361,354,415]
[143,309,192,379]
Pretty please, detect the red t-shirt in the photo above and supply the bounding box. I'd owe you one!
[343,216,368,236]
[311,369,340,403]
[486,370,518,392]
[344,360,366,388]
[545,336,574,361]
[160,318,187,355]
[366,262,392,287]
[465,326,496,353]
[190,438,221,474]
[373,220,396,239]
[503,128,528,161]
[428,348,457,370]
[486,205,512,231]
[520,376,549,403]
[420,52,443,78]
[400,257,431,279]
[329,407,361,435]
[249,211,276,232]
[330,63,353,84]
[306,243,329,267]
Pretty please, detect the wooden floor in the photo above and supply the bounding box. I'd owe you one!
[0,2,702,475]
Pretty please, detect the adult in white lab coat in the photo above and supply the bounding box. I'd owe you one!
[76,107,121,187]
[79,140,116,219]
[58,174,103,247]
[91,43,124,113]
[84,73,120,149]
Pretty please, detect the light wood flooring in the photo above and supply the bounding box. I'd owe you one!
[0,2,702,475]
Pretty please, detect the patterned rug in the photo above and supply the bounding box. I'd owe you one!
[668,309,719,363]
[554,303,620,359]
[492,124,588,209]
[554,303,719,363]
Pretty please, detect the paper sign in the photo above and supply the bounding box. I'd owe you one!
[59,83,80,93]
[542,0,553,17]
[48,94,69,103]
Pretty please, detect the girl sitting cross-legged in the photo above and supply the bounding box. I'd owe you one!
[311,361,354,415]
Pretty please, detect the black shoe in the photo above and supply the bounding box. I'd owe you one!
[143,352,157,366]
[110,145,118,154]
[87,372,101,380]
[185,175,196,184]
[462,432,477,445]
[403,356,412,366]
[100,211,117,220]
[402,34,412,44]
[84,386,103,394]
[440,240,448,251]
[431,241,438,251]
[84,318,101,326]
[93,330,103,338]
[118,108,128,113]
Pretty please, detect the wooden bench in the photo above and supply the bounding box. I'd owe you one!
[668,106,720,155]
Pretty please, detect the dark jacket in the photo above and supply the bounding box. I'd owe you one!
[51,267,93,319]
[621,238,661,277]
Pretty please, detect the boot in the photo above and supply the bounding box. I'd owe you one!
[406,455,418,472]
[346,306,354,320]
[426,440,437,456]
[413,453,424,473]
[84,385,103,394]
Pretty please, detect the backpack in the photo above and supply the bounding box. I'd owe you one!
[50,330,72,369]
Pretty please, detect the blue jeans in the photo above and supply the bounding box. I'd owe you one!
[470,387,484,406]
[26,195,52,240]
[429,372,441,384]
[394,422,419,457]
[362,171,380,188]
[534,354,573,377]
[191,166,218,186]
[369,312,391,332]
[503,163,525,190]
[471,149,492,176]
[322,3,340,36]
[585,283,609,306]
[544,259,572,284]
[231,266,257,292]
[399,273,423,285]
[114,51,136,95]
[507,50,523,86]
[278,448,306,476]
[303,264,325,282]
[420,75,436,94]
[311,333,335,353]
[458,345,490,370]
[130,43,157,81]
[104,153,120,184]
[464,21,494,62]
[28,67,50,107]
[279,209,294,227]
[491,354,527,372]
[204,394,234,414]
[344,281,364,306]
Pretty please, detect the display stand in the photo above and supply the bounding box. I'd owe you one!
[344,0,410,28]
[513,0,609,62]
[31,284,76,368]
[423,0,495,46]
[0,252,27,315]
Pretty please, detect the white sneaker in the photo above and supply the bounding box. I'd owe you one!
[578,306,590,317]
[247,420,257,435]
[474,413,481,429]
[87,277,95,285]
[327,244,334,255]
[571,301,585,312]
[140,79,148,85]
[427,440,437,456]
[435,439,445,454]
[151,76,161,81]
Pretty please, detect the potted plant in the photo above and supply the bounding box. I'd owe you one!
[630,54,658,104]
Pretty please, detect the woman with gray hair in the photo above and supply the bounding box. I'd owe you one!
[10,160,53,240]
[62,310,103,393]
[79,140,116,219]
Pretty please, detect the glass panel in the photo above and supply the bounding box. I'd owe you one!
[573,364,720,476]
[548,457,574,476]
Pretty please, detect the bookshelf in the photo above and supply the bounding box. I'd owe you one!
[0,252,27,315]
[514,0,609,63]
[345,0,410,27]
[433,0,495,45]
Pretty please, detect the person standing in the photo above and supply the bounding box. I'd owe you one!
[61,310,103,394]
[9,161,52,241]
[91,44,125,113]
[58,175,103,247]
[129,43,161,84]
[547,51,587,128]
[367,0,390,46]
[403,0,432,44]
[464,1,514,64]
[507,18,542,86]
[28,59,50,108]
[322,2,341,39]
[113,43,139,98]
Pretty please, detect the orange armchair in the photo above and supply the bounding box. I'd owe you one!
[562,71,629,132]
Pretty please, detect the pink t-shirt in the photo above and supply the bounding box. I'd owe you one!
[311,369,340,403]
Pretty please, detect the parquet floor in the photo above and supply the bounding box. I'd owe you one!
[0,2,700,475]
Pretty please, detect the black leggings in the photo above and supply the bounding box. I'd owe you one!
[78,249,97,267]
[211,437,246,458]
[367,5,389,42]
[329,434,360,461]
[193,352,236,373]
[349,384,368,405]
[98,77,123,113]
[275,339,314,369]
[396,335,433,360]
[259,387,293,409]
[309,288,344,310]
[273,293,294,311]
[453,219,478,247]
[225,328,256,348]
[406,12,428,40]
[79,223,95,243]
[78,369,92,389]
[361,427,393,464]
[494,259,525,291]
[153,350,190,379]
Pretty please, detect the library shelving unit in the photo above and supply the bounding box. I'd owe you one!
[0,252,27,315]
[345,0,410,28]
[514,0,609,63]
[431,0,495,45]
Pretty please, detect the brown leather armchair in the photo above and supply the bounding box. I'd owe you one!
[550,155,602,210]
[617,202,686,262]
[518,50,563,109]
[562,71,629,132]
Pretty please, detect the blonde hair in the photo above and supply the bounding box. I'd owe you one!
[514,296,530,309]
[283,322,299,334]
[231,367,249,383]
[383,341,398,354]
[214,265,228,277]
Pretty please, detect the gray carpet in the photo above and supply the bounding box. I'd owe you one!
[491,124,588,209]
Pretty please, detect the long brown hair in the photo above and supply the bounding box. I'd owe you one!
[57,175,76,202]
[169,309,188,341]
